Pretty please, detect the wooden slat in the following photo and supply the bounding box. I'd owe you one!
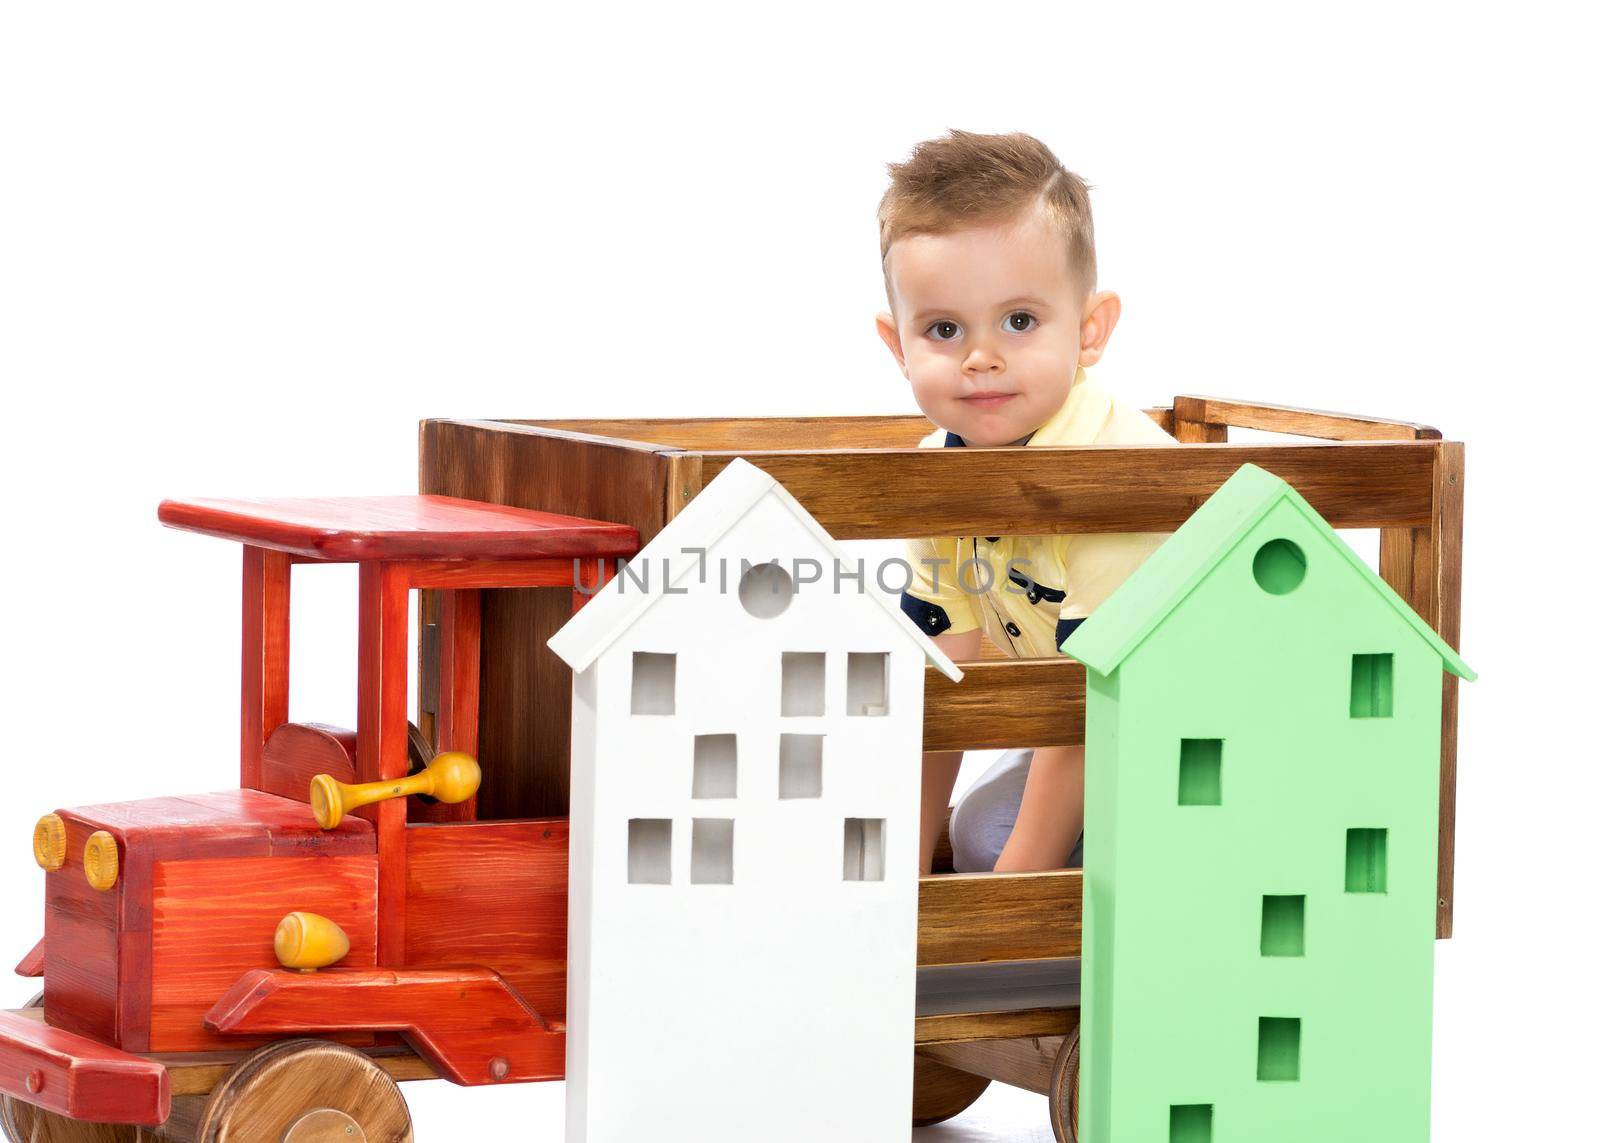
[358,561,411,964]
[699,442,1438,537]
[915,1007,1078,1045]
[925,659,1083,751]
[431,589,482,822]
[1175,395,1442,441]
[919,870,1082,966]
[157,1045,440,1098]
[240,547,290,792]
[511,408,1179,452]
[921,1035,1066,1094]
[1378,442,1463,939]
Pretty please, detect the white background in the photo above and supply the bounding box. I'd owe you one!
[1,3,1594,1139]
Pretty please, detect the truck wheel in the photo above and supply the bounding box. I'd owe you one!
[910,1050,991,1127]
[196,1039,412,1142]
[1,995,140,1143]
[1048,1027,1080,1143]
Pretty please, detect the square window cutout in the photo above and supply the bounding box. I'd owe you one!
[781,652,825,716]
[1178,739,1223,806]
[1350,653,1394,718]
[628,819,671,884]
[631,652,676,715]
[1345,828,1388,893]
[843,818,885,881]
[691,818,734,884]
[846,652,889,716]
[692,734,737,798]
[779,734,823,799]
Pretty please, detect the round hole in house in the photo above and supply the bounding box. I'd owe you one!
[1252,538,1306,595]
[738,561,796,618]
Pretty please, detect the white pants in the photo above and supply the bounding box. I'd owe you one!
[948,748,1086,873]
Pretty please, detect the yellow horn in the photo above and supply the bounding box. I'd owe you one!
[310,751,480,830]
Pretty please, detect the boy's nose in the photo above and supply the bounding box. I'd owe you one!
[963,344,1005,374]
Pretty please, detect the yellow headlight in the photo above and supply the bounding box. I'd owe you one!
[33,815,66,872]
[83,831,119,892]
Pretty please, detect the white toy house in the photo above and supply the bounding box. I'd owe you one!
[548,457,962,1143]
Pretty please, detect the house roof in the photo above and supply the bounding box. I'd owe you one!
[1060,463,1475,681]
[546,458,963,682]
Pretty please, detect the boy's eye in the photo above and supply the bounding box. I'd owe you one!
[1006,311,1036,332]
[927,320,961,341]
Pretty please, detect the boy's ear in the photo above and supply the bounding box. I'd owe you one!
[876,311,909,378]
[1077,291,1122,368]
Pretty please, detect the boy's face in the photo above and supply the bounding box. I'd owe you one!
[876,201,1118,447]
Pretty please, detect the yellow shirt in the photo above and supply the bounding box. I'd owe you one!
[899,368,1179,658]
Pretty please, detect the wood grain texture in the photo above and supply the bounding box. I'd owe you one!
[43,816,123,1046]
[260,724,356,806]
[160,495,637,563]
[924,658,1083,751]
[205,967,564,1086]
[358,562,410,965]
[0,1009,169,1127]
[15,941,44,980]
[420,419,678,819]
[193,1039,411,1142]
[403,820,567,1022]
[918,871,1082,966]
[399,558,616,591]
[240,547,290,792]
[511,410,1178,451]
[476,587,578,819]
[149,855,379,1053]
[910,1054,991,1127]
[921,1035,1067,1096]
[914,1006,1078,1045]
[1174,395,1442,441]
[699,443,1439,537]
[153,1047,437,1100]
[428,591,480,823]
[1378,441,1464,939]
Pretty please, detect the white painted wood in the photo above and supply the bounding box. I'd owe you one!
[554,458,953,1142]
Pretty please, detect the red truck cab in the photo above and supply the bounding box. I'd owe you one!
[2,495,636,1137]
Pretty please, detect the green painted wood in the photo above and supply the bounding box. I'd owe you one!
[1062,463,1475,1142]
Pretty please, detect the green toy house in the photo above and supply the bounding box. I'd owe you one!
[1061,463,1474,1143]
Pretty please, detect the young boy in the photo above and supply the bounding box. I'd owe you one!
[874,130,1178,876]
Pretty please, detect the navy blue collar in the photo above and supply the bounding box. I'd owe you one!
[942,430,1035,447]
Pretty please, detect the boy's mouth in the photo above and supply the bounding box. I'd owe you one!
[961,391,1017,409]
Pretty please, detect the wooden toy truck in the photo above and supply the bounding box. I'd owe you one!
[0,395,1463,1140]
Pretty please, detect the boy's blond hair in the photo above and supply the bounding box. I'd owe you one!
[878,129,1097,303]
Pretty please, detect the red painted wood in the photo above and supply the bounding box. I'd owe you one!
[403,558,597,590]
[160,495,638,562]
[571,555,617,612]
[260,722,358,805]
[205,967,564,1086]
[43,814,122,1046]
[429,590,481,823]
[149,854,379,1052]
[14,939,44,979]
[0,1009,170,1126]
[240,547,291,791]
[44,794,376,1052]
[404,820,567,1022]
[359,562,410,965]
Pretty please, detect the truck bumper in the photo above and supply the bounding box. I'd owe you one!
[0,1009,170,1127]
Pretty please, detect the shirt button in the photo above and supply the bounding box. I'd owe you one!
[1004,622,1021,637]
